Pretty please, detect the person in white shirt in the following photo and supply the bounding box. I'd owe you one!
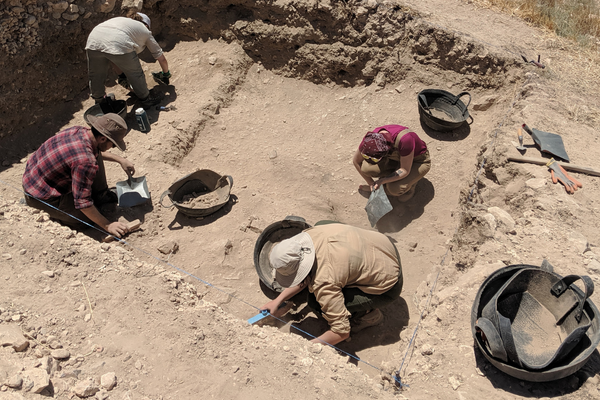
[85,12,171,109]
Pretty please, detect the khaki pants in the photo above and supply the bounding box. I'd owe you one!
[24,153,109,228]
[86,49,149,100]
[361,150,431,196]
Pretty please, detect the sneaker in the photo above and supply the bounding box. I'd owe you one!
[351,308,383,333]
[140,93,162,110]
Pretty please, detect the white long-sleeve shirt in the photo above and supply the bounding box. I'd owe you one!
[85,17,163,59]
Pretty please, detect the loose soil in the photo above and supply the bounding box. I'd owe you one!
[1,0,600,399]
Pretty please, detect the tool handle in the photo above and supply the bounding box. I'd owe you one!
[103,219,141,243]
[521,123,534,136]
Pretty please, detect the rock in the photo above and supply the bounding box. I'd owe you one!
[472,95,497,111]
[568,231,590,254]
[478,213,496,237]
[420,343,434,356]
[6,374,23,389]
[121,0,144,10]
[394,84,406,93]
[449,375,461,390]
[487,206,516,234]
[73,378,99,398]
[95,390,110,400]
[208,56,217,65]
[11,314,21,322]
[41,270,55,277]
[100,372,117,391]
[53,1,69,12]
[158,241,179,255]
[586,259,600,274]
[0,324,28,347]
[269,150,277,159]
[13,339,29,352]
[2,253,12,260]
[84,313,92,322]
[62,12,78,20]
[51,348,70,359]
[40,356,56,374]
[97,0,116,13]
[23,368,50,394]
[525,178,546,189]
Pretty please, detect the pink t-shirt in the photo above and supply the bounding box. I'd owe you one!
[372,125,427,156]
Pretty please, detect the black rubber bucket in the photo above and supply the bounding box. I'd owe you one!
[253,216,311,293]
[418,89,472,132]
[159,169,233,218]
[471,263,600,382]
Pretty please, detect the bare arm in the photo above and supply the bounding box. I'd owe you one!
[80,205,129,237]
[373,150,414,190]
[261,281,307,317]
[352,150,376,188]
[157,54,169,73]
[101,151,135,177]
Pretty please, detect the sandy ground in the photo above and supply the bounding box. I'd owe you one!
[1,0,600,399]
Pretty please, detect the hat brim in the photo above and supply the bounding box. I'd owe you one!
[87,114,127,151]
[274,232,315,288]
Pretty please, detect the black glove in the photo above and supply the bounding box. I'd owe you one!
[152,70,171,85]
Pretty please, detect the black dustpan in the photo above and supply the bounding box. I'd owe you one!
[522,124,570,162]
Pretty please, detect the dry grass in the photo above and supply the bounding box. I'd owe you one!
[473,0,600,48]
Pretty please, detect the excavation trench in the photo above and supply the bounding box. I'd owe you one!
[1,0,525,384]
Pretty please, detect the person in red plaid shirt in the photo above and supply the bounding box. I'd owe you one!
[23,113,134,238]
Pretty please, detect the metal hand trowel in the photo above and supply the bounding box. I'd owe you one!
[115,175,150,207]
[365,186,393,227]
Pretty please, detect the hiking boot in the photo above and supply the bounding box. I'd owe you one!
[93,189,118,206]
[140,93,162,110]
[351,309,383,333]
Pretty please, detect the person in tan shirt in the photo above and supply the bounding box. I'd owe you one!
[262,223,403,345]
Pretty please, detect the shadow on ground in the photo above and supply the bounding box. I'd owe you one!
[376,178,435,233]
[167,195,238,229]
[474,346,600,397]
[419,118,472,142]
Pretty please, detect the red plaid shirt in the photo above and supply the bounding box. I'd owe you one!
[22,126,99,209]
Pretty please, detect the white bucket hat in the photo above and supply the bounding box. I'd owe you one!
[270,232,315,288]
[137,12,151,29]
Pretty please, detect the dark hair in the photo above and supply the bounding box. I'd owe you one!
[91,126,103,138]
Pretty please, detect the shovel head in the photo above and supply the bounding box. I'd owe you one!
[530,128,570,162]
[116,176,150,207]
[365,187,393,227]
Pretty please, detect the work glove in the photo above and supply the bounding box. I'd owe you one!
[547,158,582,194]
[152,70,171,85]
[117,73,131,90]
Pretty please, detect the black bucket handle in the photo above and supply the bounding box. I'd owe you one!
[418,93,435,117]
[453,91,472,108]
[552,275,594,322]
[159,190,175,208]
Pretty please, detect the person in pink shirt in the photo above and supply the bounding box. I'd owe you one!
[352,124,431,200]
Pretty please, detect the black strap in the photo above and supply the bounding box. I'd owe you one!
[551,275,594,322]
[475,318,507,362]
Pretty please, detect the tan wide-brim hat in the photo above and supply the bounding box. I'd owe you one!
[87,113,128,151]
[270,232,315,288]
